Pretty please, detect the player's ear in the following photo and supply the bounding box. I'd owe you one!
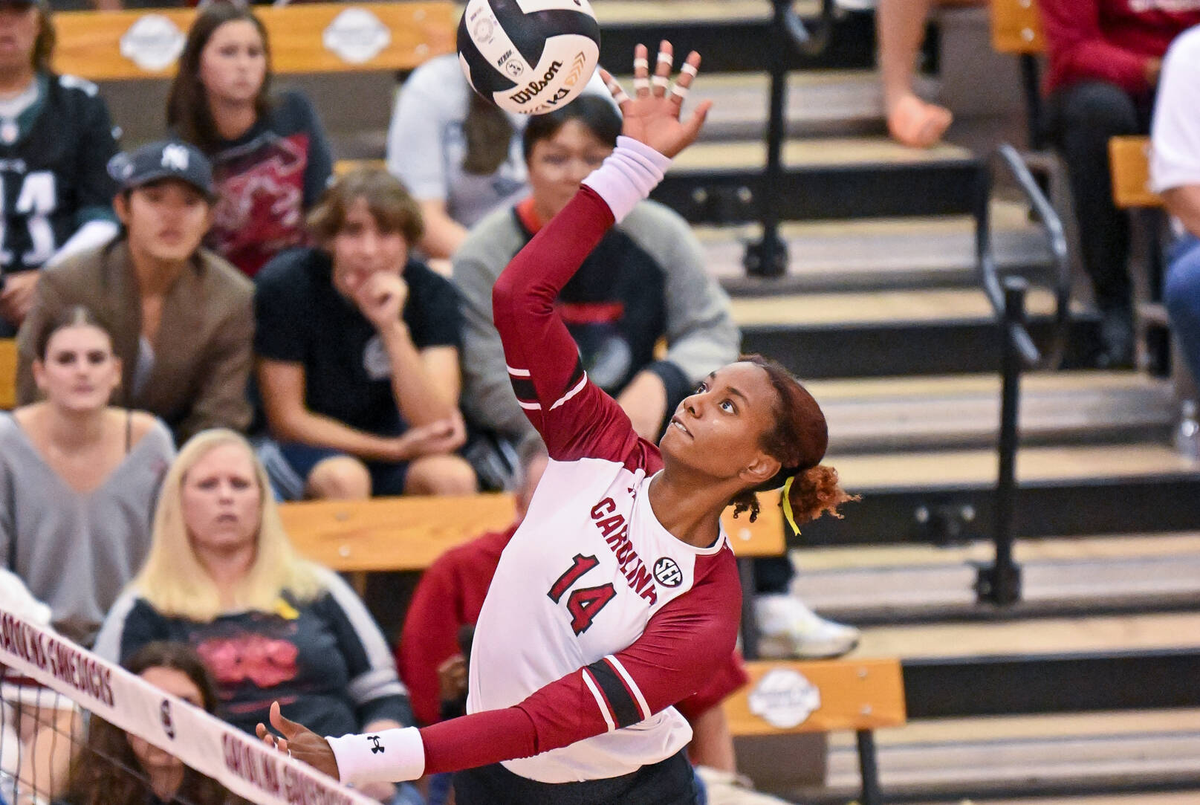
[113,193,130,226]
[738,450,780,487]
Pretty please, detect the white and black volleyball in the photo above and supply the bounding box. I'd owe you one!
[457,0,601,115]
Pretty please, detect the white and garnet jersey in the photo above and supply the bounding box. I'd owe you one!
[464,140,743,784]
[469,426,737,782]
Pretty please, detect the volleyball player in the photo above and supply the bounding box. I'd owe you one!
[257,41,854,804]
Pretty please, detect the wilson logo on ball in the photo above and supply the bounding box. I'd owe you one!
[457,0,600,115]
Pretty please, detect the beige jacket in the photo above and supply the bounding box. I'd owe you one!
[17,239,254,444]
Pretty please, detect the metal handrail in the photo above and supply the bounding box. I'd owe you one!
[976,143,1071,370]
[783,0,836,57]
[746,0,837,277]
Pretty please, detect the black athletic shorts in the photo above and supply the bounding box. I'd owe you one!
[452,750,701,805]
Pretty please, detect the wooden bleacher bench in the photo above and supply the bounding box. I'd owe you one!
[724,658,905,805]
[0,338,16,410]
[990,0,1045,54]
[1109,135,1163,210]
[50,2,455,80]
[281,489,787,646]
[280,489,788,571]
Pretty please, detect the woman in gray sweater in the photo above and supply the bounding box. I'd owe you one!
[0,305,174,646]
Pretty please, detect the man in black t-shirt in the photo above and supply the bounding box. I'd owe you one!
[0,0,120,335]
[254,168,476,499]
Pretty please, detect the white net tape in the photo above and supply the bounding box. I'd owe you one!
[0,605,375,805]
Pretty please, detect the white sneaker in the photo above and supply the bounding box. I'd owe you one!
[695,767,791,805]
[834,0,878,11]
[754,594,860,659]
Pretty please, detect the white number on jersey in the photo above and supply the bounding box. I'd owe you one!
[0,171,58,267]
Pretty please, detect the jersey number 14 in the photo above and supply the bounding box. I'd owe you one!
[547,554,616,635]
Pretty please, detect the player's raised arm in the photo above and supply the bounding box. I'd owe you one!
[490,42,710,459]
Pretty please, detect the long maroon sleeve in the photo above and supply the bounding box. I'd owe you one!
[491,186,646,464]
[416,553,741,774]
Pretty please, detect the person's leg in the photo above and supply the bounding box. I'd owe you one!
[688,706,737,774]
[403,454,478,496]
[1164,235,1200,383]
[305,455,373,499]
[880,0,951,148]
[1050,81,1142,365]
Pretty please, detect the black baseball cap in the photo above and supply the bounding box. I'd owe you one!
[108,141,217,201]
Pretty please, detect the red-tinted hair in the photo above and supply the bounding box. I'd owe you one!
[729,355,857,526]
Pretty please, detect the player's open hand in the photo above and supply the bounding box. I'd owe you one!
[256,701,340,781]
[599,41,711,160]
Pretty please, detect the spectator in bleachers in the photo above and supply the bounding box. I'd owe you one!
[254,168,475,500]
[168,2,333,277]
[0,306,173,646]
[62,641,245,805]
[15,140,254,445]
[0,0,120,337]
[455,95,739,445]
[454,96,857,659]
[399,439,790,805]
[386,53,611,260]
[95,429,417,804]
[1040,0,1200,368]
[1153,25,1200,386]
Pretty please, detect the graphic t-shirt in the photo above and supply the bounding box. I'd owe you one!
[204,91,333,277]
[95,566,411,737]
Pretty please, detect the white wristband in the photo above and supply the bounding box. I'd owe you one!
[326,727,425,785]
[582,136,673,223]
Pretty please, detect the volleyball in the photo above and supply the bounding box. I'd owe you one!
[457,0,601,115]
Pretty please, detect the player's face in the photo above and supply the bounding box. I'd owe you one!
[33,324,121,413]
[0,3,37,74]
[118,181,212,264]
[330,197,409,297]
[181,443,264,559]
[527,120,612,222]
[199,19,267,107]
[127,666,203,774]
[660,362,783,484]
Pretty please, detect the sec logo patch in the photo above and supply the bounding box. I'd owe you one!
[652,557,683,588]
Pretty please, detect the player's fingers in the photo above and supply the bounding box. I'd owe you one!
[632,44,650,97]
[598,68,631,110]
[269,701,304,739]
[652,40,673,98]
[256,723,276,747]
[669,52,701,107]
[681,100,713,144]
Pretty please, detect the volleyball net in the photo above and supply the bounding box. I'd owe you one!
[0,604,374,805]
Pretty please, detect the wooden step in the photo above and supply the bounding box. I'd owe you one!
[852,612,1200,661]
[792,533,1200,614]
[732,287,1060,329]
[702,199,1052,293]
[607,70,887,139]
[811,371,1175,453]
[829,444,1198,491]
[672,136,973,172]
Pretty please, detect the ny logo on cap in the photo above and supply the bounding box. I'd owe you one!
[161,144,190,171]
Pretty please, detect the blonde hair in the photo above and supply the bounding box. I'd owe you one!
[134,429,322,621]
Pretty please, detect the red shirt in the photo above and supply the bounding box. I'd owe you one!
[1040,0,1200,95]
